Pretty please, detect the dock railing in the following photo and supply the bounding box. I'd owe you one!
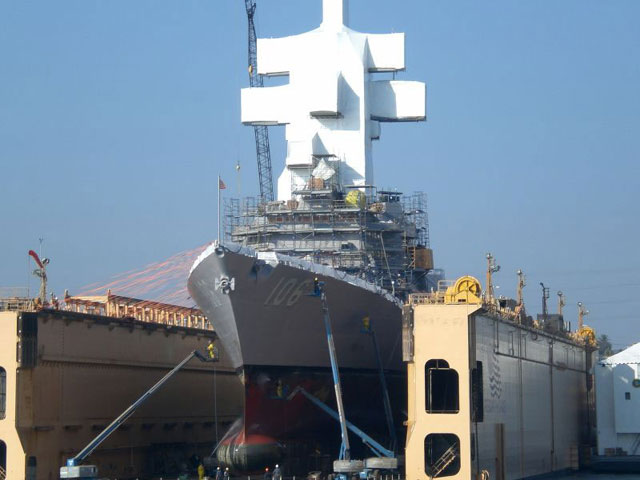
[0,287,34,312]
[408,279,454,305]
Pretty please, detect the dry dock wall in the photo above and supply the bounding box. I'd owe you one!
[405,304,589,480]
[0,310,243,480]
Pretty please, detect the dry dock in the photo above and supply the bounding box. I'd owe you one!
[0,307,242,479]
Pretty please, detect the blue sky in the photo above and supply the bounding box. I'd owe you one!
[1,0,639,349]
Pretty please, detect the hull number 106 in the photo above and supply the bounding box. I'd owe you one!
[264,278,313,307]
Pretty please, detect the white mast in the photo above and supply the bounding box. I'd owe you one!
[241,0,426,200]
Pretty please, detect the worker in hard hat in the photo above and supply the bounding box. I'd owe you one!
[264,466,272,480]
[215,466,223,480]
[207,340,218,360]
[273,464,282,480]
[198,462,206,480]
[361,316,371,333]
[223,467,230,480]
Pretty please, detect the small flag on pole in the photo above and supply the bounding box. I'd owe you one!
[217,176,225,243]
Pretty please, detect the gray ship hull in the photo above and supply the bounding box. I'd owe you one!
[188,242,404,372]
[188,243,406,472]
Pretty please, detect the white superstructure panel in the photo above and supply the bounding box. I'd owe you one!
[242,0,426,201]
[369,80,426,121]
[366,33,405,72]
[241,85,291,125]
[257,36,296,76]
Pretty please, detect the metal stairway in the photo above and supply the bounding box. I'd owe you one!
[428,443,458,478]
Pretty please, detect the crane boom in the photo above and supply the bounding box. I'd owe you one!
[245,0,274,203]
[60,350,212,479]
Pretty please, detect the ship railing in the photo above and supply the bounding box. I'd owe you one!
[408,292,445,305]
[0,294,35,312]
[408,279,453,305]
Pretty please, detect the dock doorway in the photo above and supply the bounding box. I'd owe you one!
[25,455,36,480]
[0,440,6,480]
[0,367,6,419]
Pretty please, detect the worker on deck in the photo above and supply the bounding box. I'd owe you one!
[273,464,282,480]
[215,466,223,480]
[264,466,272,480]
[207,340,218,360]
[224,467,230,480]
[198,462,206,480]
[361,316,371,333]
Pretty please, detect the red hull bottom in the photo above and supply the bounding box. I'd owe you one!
[218,366,406,474]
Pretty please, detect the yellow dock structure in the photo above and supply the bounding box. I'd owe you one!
[404,276,593,480]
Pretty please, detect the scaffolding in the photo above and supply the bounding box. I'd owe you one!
[64,293,211,330]
[403,191,430,248]
[223,188,433,297]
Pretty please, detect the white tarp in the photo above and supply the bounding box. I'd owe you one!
[312,159,336,181]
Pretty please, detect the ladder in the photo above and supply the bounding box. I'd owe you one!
[0,464,6,480]
[428,443,458,478]
[630,433,640,455]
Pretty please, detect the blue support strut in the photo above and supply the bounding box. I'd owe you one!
[309,279,351,460]
[287,386,394,459]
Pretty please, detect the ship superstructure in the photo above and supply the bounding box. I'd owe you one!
[223,189,435,296]
[225,0,433,296]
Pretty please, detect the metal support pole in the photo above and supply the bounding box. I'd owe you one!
[369,327,397,452]
[312,281,351,460]
[65,350,209,468]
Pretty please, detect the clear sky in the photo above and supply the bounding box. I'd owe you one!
[1,0,639,349]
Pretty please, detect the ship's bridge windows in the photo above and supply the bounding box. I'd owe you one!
[425,359,459,413]
[424,433,460,477]
[0,367,5,419]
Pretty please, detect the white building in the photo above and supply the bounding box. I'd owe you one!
[595,343,640,455]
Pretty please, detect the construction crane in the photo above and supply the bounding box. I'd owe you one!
[244,0,274,203]
[28,249,49,307]
[60,350,215,479]
[485,253,500,303]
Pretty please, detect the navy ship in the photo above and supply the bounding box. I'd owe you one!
[188,0,436,472]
